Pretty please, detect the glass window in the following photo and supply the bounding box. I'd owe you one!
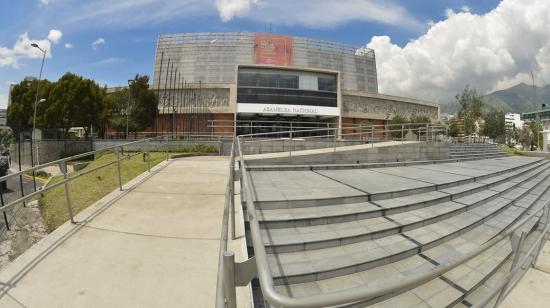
[278,75,299,89]
[318,76,336,92]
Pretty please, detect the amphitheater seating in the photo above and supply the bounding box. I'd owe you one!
[244,155,550,307]
[449,143,509,159]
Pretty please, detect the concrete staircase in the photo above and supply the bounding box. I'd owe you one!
[244,156,550,307]
[449,143,509,160]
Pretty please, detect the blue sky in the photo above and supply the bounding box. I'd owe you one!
[2,0,548,107]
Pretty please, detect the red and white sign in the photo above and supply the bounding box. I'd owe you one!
[254,33,293,67]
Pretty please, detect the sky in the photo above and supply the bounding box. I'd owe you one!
[1,0,549,108]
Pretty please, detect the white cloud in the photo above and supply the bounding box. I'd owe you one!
[47,29,62,44]
[216,0,258,21]
[461,5,471,13]
[91,57,125,66]
[0,32,54,68]
[216,0,422,29]
[64,43,73,49]
[39,0,49,6]
[364,0,550,103]
[92,37,105,50]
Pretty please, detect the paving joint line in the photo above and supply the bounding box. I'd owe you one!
[400,233,422,246]
[439,275,468,294]
[418,253,440,266]
[311,170,370,195]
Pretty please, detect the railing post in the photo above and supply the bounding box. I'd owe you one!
[146,140,151,172]
[165,135,169,161]
[495,231,527,305]
[59,161,75,224]
[401,124,404,144]
[218,136,222,156]
[533,205,550,266]
[223,251,237,308]
[115,147,123,191]
[0,187,9,231]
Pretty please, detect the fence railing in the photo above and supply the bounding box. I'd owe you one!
[0,134,233,236]
[215,129,550,308]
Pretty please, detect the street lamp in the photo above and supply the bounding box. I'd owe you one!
[30,43,47,192]
[127,80,135,139]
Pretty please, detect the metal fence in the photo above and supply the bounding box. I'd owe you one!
[215,129,550,307]
[0,134,232,237]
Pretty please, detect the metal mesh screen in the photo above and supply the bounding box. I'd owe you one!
[152,32,378,93]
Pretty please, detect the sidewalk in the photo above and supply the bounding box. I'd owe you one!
[0,156,250,308]
[501,240,550,307]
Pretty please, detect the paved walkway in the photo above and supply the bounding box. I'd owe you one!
[501,239,550,307]
[0,156,250,308]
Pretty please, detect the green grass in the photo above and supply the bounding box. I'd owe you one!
[498,144,525,156]
[39,152,167,232]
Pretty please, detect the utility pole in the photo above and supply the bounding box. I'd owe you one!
[531,71,541,151]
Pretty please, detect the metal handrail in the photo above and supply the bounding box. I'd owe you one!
[0,137,168,213]
[236,131,550,307]
[473,213,550,308]
[215,138,235,307]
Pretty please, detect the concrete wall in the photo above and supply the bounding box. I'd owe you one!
[10,140,93,166]
[245,142,450,165]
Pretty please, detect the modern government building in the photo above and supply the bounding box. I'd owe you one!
[151,32,439,136]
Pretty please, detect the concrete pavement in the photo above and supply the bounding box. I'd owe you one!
[501,240,550,307]
[0,156,250,308]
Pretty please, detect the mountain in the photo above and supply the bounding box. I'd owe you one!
[440,83,550,115]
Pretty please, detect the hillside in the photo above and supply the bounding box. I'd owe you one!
[440,83,550,115]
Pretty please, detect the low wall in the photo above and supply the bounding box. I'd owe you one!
[10,139,231,165]
[10,140,93,166]
[245,142,450,165]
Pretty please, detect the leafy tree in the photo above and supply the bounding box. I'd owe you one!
[0,129,14,146]
[128,75,158,132]
[7,79,53,135]
[482,107,505,142]
[448,118,460,137]
[519,126,532,150]
[46,73,105,139]
[389,115,408,138]
[527,121,543,151]
[101,88,129,137]
[456,86,483,136]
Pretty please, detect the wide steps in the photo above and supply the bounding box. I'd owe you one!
[251,158,544,211]
[265,170,550,284]
[254,160,548,230]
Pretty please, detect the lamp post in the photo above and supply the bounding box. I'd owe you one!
[126,80,135,139]
[30,43,47,192]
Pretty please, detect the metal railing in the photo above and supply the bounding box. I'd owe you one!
[0,134,233,234]
[216,128,550,307]
[0,136,171,231]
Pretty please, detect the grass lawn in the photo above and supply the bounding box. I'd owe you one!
[39,151,167,232]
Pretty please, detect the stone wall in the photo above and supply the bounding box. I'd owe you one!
[245,142,450,165]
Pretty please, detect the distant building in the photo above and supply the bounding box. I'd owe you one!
[521,105,550,129]
[0,109,6,128]
[505,113,523,130]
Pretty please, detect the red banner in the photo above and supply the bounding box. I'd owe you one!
[254,33,293,67]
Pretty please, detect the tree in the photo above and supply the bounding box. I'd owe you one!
[7,79,53,135]
[482,107,505,142]
[456,86,483,136]
[448,118,460,137]
[101,88,129,137]
[46,73,105,140]
[128,75,158,132]
[527,121,543,151]
[389,115,408,138]
[519,126,532,150]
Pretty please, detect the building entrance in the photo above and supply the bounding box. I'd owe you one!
[235,115,338,138]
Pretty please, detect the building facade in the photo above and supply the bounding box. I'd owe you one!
[152,32,439,136]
